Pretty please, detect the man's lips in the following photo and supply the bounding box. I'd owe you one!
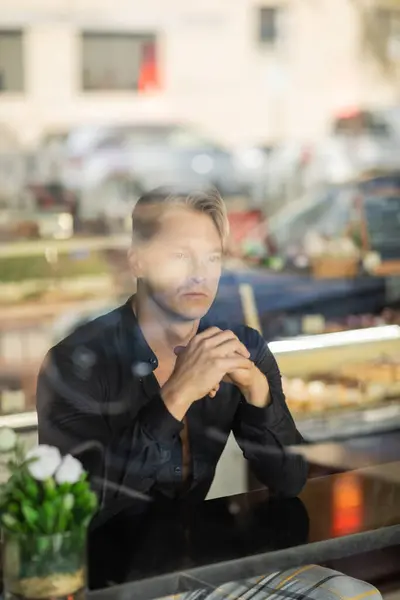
[182,292,208,298]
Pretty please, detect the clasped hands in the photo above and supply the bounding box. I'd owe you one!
[162,327,270,421]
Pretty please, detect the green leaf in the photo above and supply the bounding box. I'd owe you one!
[55,493,75,533]
[37,501,57,534]
[2,513,19,532]
[71,481,88,496]
[23,477,39,501]
[43,478,56,500]
[36,536,51,554]
[58,482,72,494]
[81,515,93,529]
[63,493,74,512]
[10,487,27,504]
[57,512,68,532]
[88,491,98,511]
[21,503,38,531]
[7,502,20,516]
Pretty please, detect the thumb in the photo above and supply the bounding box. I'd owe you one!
[174,345,186,356]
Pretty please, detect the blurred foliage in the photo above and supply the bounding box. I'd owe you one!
[0,251,109,282]
[351,0,400,76]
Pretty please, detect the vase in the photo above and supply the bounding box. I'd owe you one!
[2,529,86,600]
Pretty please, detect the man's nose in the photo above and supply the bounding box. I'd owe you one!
[190,267,206,284]
[190,274,206,284]
[190,259,207,283]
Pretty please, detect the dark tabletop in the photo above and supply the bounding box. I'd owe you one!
[88,462,400,600]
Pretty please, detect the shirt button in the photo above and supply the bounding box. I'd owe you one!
[174,467,181,474]
[150,357,157,366]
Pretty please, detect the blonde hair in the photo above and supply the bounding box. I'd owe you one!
[131,186,229,249]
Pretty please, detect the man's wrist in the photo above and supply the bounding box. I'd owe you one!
[241,372,271,408]
[161,384,192,421]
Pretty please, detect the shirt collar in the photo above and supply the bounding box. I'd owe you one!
[121,296,209,375]
[121,297,159,375]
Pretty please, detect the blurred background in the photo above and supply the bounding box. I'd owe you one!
[0,0,400,497]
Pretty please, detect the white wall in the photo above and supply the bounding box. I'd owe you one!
[0,0,398,147]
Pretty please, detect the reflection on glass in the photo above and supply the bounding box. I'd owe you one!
[332,473,363,537]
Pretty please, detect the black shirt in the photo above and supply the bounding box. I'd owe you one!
[37,299,307,516]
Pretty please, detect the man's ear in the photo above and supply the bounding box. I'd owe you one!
[127,245,142,278]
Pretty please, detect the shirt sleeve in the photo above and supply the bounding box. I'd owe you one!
[232,327,308,497]
[36,345,183,507]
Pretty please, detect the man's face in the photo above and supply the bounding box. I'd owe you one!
[133,205,223,321]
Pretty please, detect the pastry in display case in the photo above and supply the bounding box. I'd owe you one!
[284,353,400,413]
[283,374,380,414]
[271,325,400,441]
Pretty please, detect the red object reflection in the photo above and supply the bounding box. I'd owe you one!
[336,107,361,119]
[138,42,159,92]
[332,473,363,536]
[228,210,264,244]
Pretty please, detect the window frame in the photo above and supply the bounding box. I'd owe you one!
[80,30,159,93]
[0,29,24,94]
[257,6,281,46]
[374,7,400,61]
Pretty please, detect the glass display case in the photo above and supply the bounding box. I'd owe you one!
[272,325,400,441]
[0,319,399,445]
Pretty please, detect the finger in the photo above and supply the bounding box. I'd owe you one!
[226,368,250,378]
[174,345,186,356]
[195,329,241,353]
[220,338,250,357]
[216,357,252,372]
[203,329,235,344]
[211,338,250,358]
[194,327,222,341]
[208,383,220,397]
[215,332,249,357]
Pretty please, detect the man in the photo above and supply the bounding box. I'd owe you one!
[37,187,380,600]
[37,186,306,503]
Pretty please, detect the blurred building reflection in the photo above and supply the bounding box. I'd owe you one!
[1,0,400,146]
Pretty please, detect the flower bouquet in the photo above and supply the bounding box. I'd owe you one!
[0,428,98,600]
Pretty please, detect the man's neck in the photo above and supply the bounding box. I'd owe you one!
[132,293,199,355]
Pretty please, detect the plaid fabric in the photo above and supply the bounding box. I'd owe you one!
[160,565,382,600]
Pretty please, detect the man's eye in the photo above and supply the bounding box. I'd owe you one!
[174,252,187,259]
[209,254,222,263]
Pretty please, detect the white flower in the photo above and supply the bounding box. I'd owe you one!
[0,428,17,452]
[55,454,84,485]
[26,445,62,481]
